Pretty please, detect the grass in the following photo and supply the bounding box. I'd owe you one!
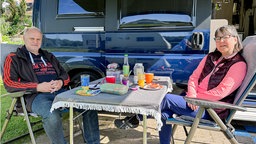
[0,80,43,143]
[1,35,24,45]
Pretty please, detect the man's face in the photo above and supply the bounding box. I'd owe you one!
[23,29,42,54]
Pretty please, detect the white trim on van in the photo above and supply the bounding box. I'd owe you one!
[73,27,104,32]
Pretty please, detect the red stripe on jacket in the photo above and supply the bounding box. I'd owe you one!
[3,53,38,89]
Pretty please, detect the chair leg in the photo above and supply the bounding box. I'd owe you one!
[185,107,205,144]
[74,111,86,142]
[0,98,17,139]
[207,109,239,144]
[171,124,178,144]
[171,125,189,144]
[172,124,178,135]
[20,97,36,144]
[183,126,188,136]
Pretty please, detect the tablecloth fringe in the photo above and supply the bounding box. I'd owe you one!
[50,101,163,131]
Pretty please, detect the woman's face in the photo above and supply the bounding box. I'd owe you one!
[215,33,237,57]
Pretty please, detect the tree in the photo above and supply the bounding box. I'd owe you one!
[1,0,31,36]
[0,0,4,14]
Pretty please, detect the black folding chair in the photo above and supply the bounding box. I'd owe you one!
[167,36,256,144]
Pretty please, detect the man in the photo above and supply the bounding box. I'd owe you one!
[3,27,100,144]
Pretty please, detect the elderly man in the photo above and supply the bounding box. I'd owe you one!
[3,27,100,144]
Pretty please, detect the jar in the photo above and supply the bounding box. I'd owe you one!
[133,63,144,76]
[133,63,144,85]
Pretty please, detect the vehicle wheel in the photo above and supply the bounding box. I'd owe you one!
[69,72,102,88]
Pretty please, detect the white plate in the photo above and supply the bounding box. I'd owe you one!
[76,89,101,96]
[89,84,101,89]
[142,83,163,90]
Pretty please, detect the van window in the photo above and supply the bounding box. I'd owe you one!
[58,0,105,16]
[119,0,195,29]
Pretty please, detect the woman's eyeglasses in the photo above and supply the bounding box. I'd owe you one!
[214,35,233,42]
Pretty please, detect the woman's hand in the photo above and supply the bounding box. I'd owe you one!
[187,102,199,111]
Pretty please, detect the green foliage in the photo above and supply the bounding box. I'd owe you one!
[1,0,32,37]
[0,17,10,35]
[0,0,5,14]
[1,35,10,42]
[2,35,24,44]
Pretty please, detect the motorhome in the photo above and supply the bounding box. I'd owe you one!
[32,0,255,120]
[33,0,214,86]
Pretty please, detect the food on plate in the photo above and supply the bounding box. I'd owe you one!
[145,83,163,89]
[75,86,101,96]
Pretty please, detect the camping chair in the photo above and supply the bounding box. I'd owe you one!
[0,44,42,144]
[0,44,85,144]
[166,35,256,144]
[0,91,42,144]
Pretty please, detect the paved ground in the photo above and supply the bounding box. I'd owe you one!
[2,85,255,144]
[36,113,230,144]
[11,112,256,144]
[4,84,256,144]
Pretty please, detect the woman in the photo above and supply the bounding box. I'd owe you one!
[114,25,247,144]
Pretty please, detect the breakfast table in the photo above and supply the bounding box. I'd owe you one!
[50,76,173,144]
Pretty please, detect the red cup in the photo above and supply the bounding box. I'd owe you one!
[105,76,116,83]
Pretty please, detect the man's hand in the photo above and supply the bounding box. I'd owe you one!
[51,80,63,92]
[36,80,63,93]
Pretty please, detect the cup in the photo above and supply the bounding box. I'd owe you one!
[121,76,129,86]
[145,73,154,84]
[107,70,121,82]
[138,79,145,88]
[81,74,90,87]
[137,74,145,88]
[105,76,116,83]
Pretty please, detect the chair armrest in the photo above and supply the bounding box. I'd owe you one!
[1,91,27,98]
[184,97,247,111]
[175,83,188,90]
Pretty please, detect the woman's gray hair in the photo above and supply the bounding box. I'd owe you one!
[215,25,243,53]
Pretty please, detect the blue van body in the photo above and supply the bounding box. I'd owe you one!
[33,0,212,86]
[31,0,256,122]
[42,30,210,84]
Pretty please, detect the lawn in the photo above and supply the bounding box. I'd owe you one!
[0,80,43,143]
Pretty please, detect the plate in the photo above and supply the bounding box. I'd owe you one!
[89,83,101,89]
[76,88,101,96]
[142,83,163,90]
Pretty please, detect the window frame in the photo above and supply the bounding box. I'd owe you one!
[118,0,196,30]
[56,0,105,19]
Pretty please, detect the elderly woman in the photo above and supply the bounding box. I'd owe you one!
[115,25,247,144]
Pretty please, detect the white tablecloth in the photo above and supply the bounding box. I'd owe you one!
[50,76,172,130]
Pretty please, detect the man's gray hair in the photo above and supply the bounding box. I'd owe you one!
[23,26,42,36]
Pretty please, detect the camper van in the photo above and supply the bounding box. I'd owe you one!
[33,0,212,87]
[33,0,255,120]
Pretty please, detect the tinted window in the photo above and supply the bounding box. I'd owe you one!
[58,0,105,16]
[120,0,195,29]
